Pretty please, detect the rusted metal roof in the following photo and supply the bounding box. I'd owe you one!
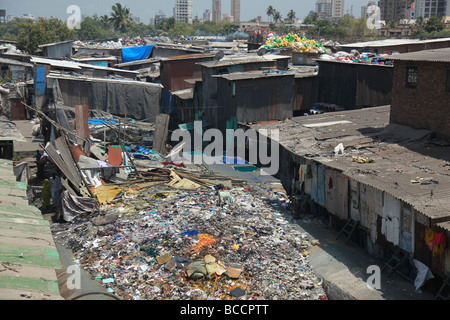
[386,48,450,63]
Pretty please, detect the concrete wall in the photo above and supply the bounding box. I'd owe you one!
[390,60,450,141]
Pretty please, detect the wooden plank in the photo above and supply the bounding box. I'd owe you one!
[153,114,170,154]
[75,105,89,140]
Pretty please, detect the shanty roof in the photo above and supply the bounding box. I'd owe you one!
[47,73,163,87]
[249,106,450,228]
[214,70,295,81]
[114,58,161,68]
[0,57,33,68]
[339,37,450,49]
[197,53,291,68]
[171,88,194,100]
[38,40,74,48]
[0,116,26,142]
[31,57,138,74]
[385,47,450,63]
[31,57,82,70]
[160,53,216,62]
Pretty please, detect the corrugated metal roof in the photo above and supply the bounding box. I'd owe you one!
[0,57,33,68]
[197,54,291,68]
[386,48,450,63]
[31,57,81,70]
[248,106,450,224]
[0,159,63,300]
[214,70,295,81]
[340,37,450,48]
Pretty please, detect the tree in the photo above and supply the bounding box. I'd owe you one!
[287,10,296,22]
[415,16,424,28]
[303,11,318,25]
[16,17,75,54]
[424,14,444,33]
[157,17,175,33]
[194,20,219,35]
[266,6,275,22]
[77,16,113,41]
[0,18,34,41]
[108,3,132,33]
[273,10,282,23]
[219,22,237,35]
[100,15,111,29]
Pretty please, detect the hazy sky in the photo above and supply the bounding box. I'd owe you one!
[2,0,367,23]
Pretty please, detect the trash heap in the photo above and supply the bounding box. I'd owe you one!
[264,33,328,54]
[74,37,147,49]
[318,50,393,65]
[53,177,327,300]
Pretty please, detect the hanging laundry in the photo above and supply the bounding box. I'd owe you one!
[432,232,446,257]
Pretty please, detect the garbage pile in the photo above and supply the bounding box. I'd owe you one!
[28,104,326,301]
[74,37,147,49]
[264,33,328,54]
[318,50,392,65]
[52,179,327,300]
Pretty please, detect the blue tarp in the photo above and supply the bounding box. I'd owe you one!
[121,45,155,63]
[35,65,46,95]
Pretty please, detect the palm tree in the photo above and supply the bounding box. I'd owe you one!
[100,14,110,28]
[287,9,296,23]
[273,10,282,24]
[266,6,275,22]
[108,3,132,33]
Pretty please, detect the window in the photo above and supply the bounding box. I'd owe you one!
[406,66,418,88]
[446,69,450,93]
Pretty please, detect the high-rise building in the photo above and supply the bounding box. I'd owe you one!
[332,0,345,18]
[414,0,450,19]
[203,9,212,21]
[152,11,167,26]
[378,0,414,22]
[174,0,193,24]
[315,0,332,19]
[361,1,377,18]
[231,0,241,23]
[212,0,222,23]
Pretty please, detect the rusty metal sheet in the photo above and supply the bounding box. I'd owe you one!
[108,146,123,167]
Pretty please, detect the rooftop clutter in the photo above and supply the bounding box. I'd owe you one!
[318,50,393,65]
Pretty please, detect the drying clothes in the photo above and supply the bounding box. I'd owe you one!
[425,226,434,243]
[97,160,120,181]
[432,232,446,257]
[424,226,446,256]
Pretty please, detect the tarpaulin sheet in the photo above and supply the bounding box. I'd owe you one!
[122,45,155,63]
[90,81,161,120]
[61,190,98,222]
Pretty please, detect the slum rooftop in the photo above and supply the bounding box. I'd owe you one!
[196,53,291,68]
[213,69,295,81]
[338,37,450,49]
[248,106,450,230]
[386,47,450,63]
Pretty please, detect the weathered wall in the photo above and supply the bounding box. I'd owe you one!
[390,60,450,141]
